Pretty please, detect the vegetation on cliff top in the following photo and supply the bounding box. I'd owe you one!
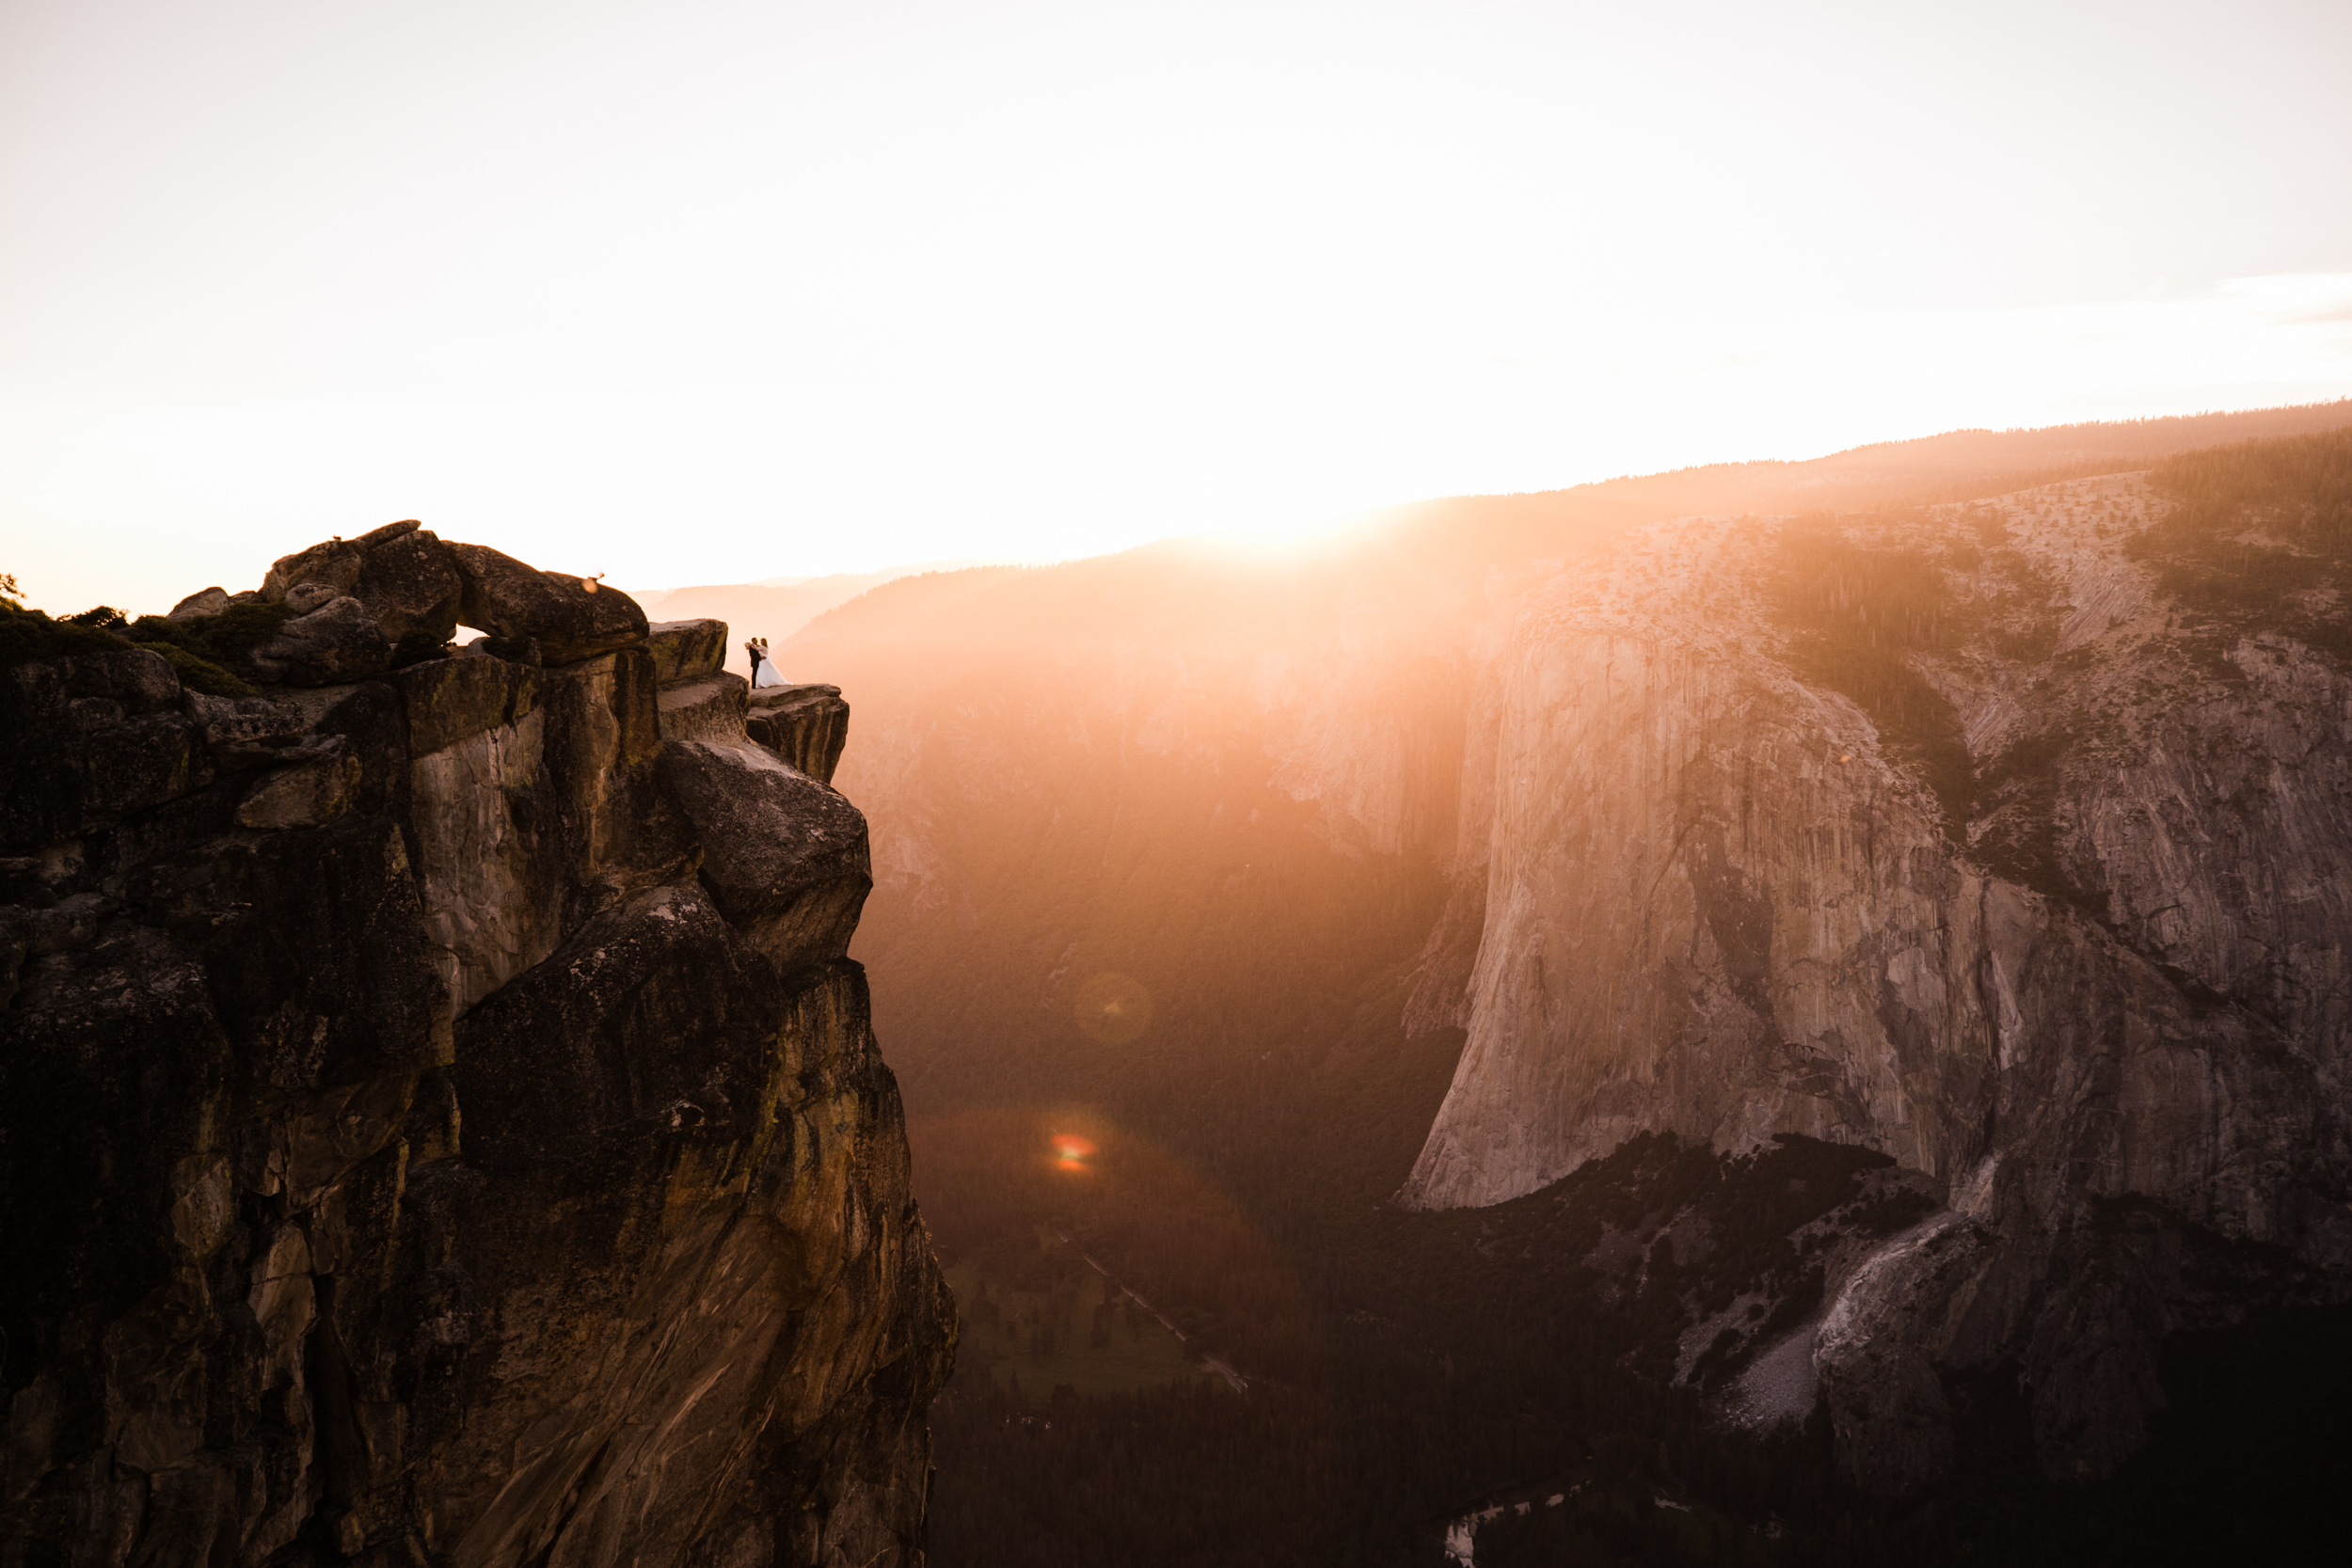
[2132,423,2352,660]
[1768,519,1976,843]
[0,588,291,697]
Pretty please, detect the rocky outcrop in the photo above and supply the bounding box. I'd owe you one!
[745,688,850,788]
[444,544,645,668]
[0,543,950,1568]
[1396,481,2352,1489]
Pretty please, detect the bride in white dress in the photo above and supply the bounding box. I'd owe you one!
[749,637,786,689]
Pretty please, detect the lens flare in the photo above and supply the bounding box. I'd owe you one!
[1051,1134,1098,1172]
[1073,972,1153,1044]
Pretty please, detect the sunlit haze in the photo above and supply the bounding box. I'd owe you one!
[4,0,2348,615]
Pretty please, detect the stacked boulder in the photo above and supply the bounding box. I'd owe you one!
[0,530,949,1568]
[164,520,648,687]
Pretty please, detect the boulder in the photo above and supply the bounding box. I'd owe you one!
[660,741,870,975]
[261,537,365,604]
[393,653,543,757]
[181,689,306,769]
[646,618,729,684]
[356,517,422,547]
[235,740,361,831]
[166,587,229,622]
[447,542,648,666]
[745,683,850,784]
[0,649,204,852]
[355,527,464,643]
[253,595,394,686]
[655,673,749,747]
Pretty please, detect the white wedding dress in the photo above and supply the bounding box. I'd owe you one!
[752,651,786,688]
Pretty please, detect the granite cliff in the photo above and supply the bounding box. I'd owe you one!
[1399,457,2352,1489]
[1,524,953,1568]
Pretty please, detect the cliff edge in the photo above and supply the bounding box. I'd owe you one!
[0,525,953,1568]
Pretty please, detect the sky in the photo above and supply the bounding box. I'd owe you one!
[3,0,2350,615]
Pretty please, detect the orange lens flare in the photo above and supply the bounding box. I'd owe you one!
[1051,1134,1099,1172]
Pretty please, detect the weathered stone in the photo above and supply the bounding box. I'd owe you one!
[646,618,729,684]
[538,646,688,903]
[166,587,229,622]
[355,517,421,548]
[235,742,360,831]
[746,684,850,784]
[253,595,394,687]
[182,688,306,769]
[446,542,649,666]
[271,680,410,821]
[655,673,749,746]
[465,631,538,664]
[660,740,872,976]
[354,528,463,643]
[393,654,542,758]
[1813,1214,1997,1493]
[0,923,232,1353]
[439,951,947,1568]
[450,885,774,1170]
[408,703,558,1018]
[0,536,948,1568]
[261,537,365,604]
[0,650,204,854]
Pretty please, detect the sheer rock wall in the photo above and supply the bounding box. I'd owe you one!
[1,532,953,1568]
[1399,483,2352,1489]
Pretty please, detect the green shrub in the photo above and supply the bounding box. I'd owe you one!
[0,601,133,666]
[134,640,256,697]
[126,602,292,669]
[0,597,272,697]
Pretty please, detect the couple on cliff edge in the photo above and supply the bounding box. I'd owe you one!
[745,636,786,689]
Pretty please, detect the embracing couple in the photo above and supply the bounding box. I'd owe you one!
[744,637,786,689]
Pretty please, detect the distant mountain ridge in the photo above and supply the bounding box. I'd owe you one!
[629,558,1016,676]
[645,403,2352,681]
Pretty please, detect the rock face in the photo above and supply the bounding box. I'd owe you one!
[0,533,953,1568]
[1395,481,2352,1489]
[744,688,850,787]
[444,544,646,667]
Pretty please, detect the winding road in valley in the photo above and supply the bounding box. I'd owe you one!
[1052,1228,1251,1395]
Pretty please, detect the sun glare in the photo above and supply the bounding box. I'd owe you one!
[1178,510,1391,566]
[1,2,2345,614]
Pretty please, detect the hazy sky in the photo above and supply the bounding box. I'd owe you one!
[4,0,2349,613]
